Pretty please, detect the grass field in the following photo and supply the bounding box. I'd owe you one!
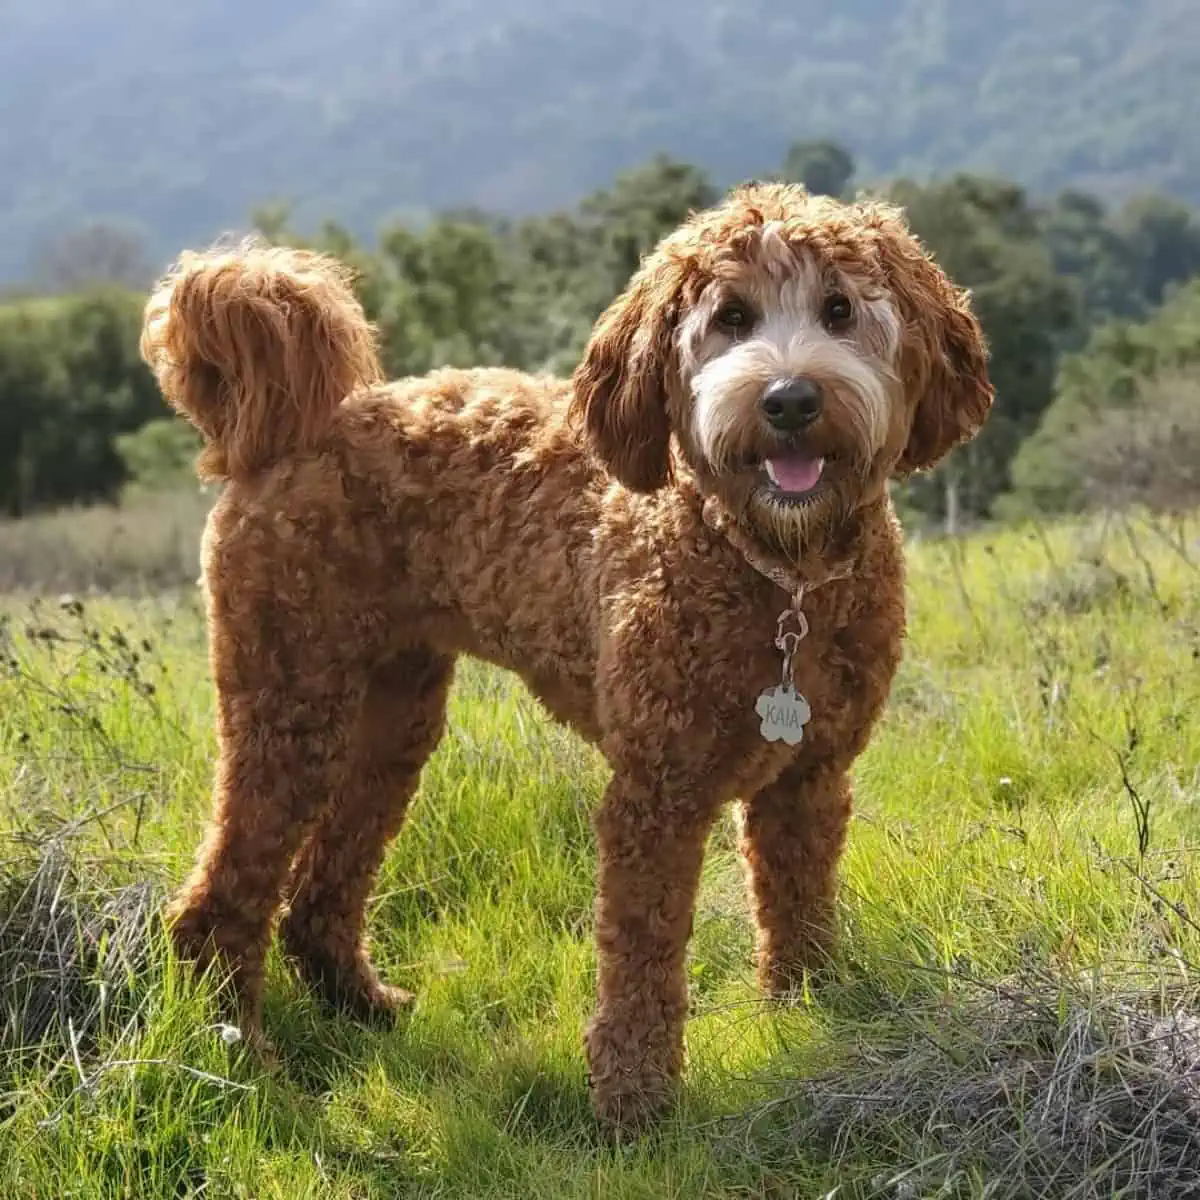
[1,508,1198,1198]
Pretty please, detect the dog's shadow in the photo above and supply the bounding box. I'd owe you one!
[255,960,890,1165]
[241,932,948,1190]
[257,978,606,1152]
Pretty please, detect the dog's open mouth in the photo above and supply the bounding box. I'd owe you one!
[761,453,826,503]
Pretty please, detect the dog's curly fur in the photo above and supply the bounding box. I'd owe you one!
[141,184,992,1128]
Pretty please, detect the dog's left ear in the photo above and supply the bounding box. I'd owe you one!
[869,208,994,474]
[570,258,684,492]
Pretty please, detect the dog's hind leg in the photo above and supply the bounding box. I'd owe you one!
[167,626,372,1035]
[280,647,453,1023]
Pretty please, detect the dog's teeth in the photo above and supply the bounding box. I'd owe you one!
[764,460,778,485]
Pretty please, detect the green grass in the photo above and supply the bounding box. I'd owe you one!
[1,511,1198,1198]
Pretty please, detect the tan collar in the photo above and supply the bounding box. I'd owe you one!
[700,495,854,602]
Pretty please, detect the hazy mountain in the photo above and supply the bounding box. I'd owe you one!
[2,0,1197,281]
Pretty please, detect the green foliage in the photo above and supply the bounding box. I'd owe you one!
[1118,194,1200,308]
[781,139,856,198]
[1009,279,1200,513]
[887,176,1081,522]
[361,217,529,379]
[1040,190,1200,331]
[564,156,718,319]
[258,155,717,379]
[1063,371,1200,513]
[0,289,161,515]
[2,143,1198,523]
[1039,190,1147,327]
[116,418,203,496]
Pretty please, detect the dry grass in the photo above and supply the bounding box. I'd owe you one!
[0,842,157,1060]
[0,489,211,594]
[724,966,1200,1198]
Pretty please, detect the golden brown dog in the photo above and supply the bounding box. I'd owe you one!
[141,182,991,1128]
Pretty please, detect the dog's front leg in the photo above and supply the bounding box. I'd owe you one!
[585,771,721,1131]
[740,760,852,995]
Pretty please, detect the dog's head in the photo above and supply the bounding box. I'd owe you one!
[572,183,992,548]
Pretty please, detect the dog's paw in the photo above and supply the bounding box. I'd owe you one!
[288,944,416,1027]
[347,979,416,1026]
[758,943,837,1000]
[240,1023,282,1072]
[589,1077,675,1137]
[585,1015,681,1135]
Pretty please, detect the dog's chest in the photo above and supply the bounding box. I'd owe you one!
[709,589,899,767]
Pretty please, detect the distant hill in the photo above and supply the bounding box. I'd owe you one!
[2,0,1198,281]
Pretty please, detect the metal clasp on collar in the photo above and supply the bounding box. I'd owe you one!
[774,587,808,689]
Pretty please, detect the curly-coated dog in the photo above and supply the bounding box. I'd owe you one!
[141,182,992,1128]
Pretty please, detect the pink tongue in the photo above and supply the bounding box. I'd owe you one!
[767,454,824,493]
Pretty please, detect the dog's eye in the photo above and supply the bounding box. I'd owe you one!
[822,293,853,330]
[714,300,754,334]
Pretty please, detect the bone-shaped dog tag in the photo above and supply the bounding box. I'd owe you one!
[755,683,811,746]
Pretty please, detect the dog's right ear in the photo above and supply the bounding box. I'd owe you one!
[571,260,683,493]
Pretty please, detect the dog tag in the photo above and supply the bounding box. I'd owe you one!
[756,683,811,745]
[758,590,811,745]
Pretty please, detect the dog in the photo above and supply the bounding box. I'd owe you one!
[141,182,992,1128]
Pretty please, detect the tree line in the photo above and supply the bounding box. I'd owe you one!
[2,141,1199,523]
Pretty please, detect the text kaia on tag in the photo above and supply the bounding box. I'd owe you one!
[755,683,811,746]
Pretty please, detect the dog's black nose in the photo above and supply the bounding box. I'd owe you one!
[761,377,823,432]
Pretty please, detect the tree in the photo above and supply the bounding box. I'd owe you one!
[1065,371,1200,514]
[780,140,856,198]
[574,155,718,310]
[372,217,527,377]
[1116,194,1200,308]
[116,418,202,495]
[886,175,1080,525]
[241,161,1200,529]
[1007,278,1200,514]
[255,206,538,378]
[521,155,719,369]
[1037,190,1200,335]
[0,289,161,514]
[0,304,64,515]
[1039,190,1143,329]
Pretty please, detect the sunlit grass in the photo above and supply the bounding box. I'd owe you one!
[1,510,1197,1197]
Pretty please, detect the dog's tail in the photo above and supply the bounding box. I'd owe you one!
[140,240,383,481]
